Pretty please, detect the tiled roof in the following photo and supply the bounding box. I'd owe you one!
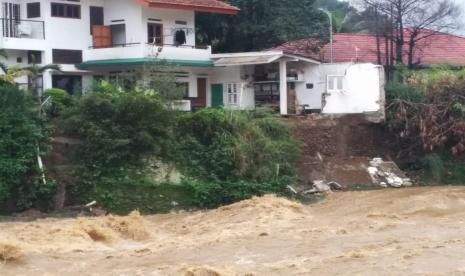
[136,0,240,14]
[271,30,465,66]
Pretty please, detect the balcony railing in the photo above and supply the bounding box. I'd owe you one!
[89,42,209,50]
[1,18,45,40]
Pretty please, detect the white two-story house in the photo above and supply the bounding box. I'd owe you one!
[0,0,385,118]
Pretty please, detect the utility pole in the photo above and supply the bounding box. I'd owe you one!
[319,8,333,63]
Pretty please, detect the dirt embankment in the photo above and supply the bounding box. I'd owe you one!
[288,114,400,188]
[2,187,465,275]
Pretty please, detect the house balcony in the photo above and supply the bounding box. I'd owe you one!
[0,18,47,50]
[80,43,213,69]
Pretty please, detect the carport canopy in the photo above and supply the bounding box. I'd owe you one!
[211,51,320,116]
[211,51,320,67]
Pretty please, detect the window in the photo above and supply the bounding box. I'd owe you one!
[28,50,42,64]
[51,3,81,19]
[27,3,41,18]
[177,82,189,98]
[327,75,344,92]
[148,23,163,45]
[52,75,82,95]
[52,49,82,64]
[89,6,104,34]
[111,24,126,46]
[225,83,241,105]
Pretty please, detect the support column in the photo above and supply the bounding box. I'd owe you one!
[279,60,288,115]
[42,70,53,94]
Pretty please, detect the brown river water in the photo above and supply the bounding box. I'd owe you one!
[1,186,465,275]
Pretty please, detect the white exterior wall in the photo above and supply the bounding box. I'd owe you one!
[210,66,255,109]
[43,0,103,53]
[103,0,141,44]
[142,7,196,47]
[320,63,384,114]
[292,63,325,110]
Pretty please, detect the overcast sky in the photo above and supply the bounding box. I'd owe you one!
[457,0,465,35]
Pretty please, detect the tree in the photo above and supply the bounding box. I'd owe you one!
[358,0,461,68]
[316,0,356,32]
[21,63,62,103]
[196,0,329,52]
[0,84,53,211]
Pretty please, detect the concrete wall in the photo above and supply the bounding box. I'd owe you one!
[210,65,255,109]
[290,62,324,110]
[320,63,384,114]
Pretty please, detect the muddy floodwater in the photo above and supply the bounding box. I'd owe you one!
[2,186,465,275]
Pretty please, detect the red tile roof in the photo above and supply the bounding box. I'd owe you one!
[272,30,465,66]
[135,0,240,14]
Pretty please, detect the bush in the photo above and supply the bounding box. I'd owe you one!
[386,68,465,156]
[0,84,54,211]
[43,88,74,117]
[174,108,300,207]
[64,86,177,209]
[65,84,300,211]
[65,89,174,168]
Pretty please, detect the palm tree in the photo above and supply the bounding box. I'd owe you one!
[22,62,62,103]
[0,50,62,100]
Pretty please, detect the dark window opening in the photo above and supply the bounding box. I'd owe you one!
[110,24,126,46]
[28,50,42,64]
[174,29,186,45]
[148,23,163,45]
[27,2,41,18]
[51,3,81,19]
[90,6,104,34]
[52,49,82,64]
[52,75,82,95]
[177,82,189,98]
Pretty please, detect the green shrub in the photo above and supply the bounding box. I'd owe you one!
[64,86,177,210]
[385,81,424,103]
[0,84,54,211]
[65,90,174,168]
[174,108,300,207]
[421,153,446,183]
[44,88,74,117]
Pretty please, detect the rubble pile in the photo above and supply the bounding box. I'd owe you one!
[368,158,413,188]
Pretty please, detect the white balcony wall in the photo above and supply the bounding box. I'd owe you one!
[84,44,145,61]
[0,37,47,51]
[151,45,212,61]
[84,44,212,62]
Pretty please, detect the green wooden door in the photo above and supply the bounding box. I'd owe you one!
[211,84,223,108]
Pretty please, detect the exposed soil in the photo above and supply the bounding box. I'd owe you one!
[2,186,465,275]
[288,114,400,188]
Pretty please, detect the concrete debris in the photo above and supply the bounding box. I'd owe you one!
[302,180,343,195]
[368,158,412,188]
[85,201,97,207]
[287,185,298,194]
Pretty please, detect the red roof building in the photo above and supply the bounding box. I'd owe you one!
[134,0,240,14]
[272,31,465,66]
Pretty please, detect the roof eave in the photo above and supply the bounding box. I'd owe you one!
[134,0,240,15]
